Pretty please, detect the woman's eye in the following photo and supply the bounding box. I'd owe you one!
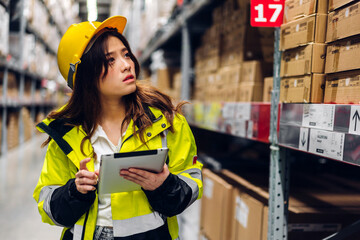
[107,57,115,65]
[124,52,130,58]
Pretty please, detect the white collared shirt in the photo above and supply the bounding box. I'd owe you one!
[91,125,127,227]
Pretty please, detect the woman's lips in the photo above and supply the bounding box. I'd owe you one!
[123,74,135,82]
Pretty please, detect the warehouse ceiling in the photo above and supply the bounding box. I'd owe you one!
[75,0,111,22]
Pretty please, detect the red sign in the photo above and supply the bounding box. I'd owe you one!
[250,0,284,27]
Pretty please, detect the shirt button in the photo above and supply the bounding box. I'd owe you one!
[147,132,152,137]
[161,123,166,128]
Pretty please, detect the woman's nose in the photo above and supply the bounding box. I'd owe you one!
[120,59,131,72]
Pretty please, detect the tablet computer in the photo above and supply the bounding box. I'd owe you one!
[98,148,168,194]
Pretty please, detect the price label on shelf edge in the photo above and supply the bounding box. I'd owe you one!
[250,0,285,27]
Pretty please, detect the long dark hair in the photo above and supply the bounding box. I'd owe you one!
[43,29,186,156]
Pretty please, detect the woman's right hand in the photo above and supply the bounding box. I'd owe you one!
[75,158,99,194]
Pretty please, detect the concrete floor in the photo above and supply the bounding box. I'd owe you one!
[0,135,63,239]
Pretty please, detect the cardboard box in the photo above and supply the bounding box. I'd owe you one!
[280,43,327,77]
[155,68,179,91]
[232,190,266,240]
[263,77,273,102]
[244,27,275,62]
[220,170,268,240]
[7,111,19,150]
[242,61,263,83]
[0,72,19,99]
[238,82,264,102]
[327,1,360,43]
[222,26,245,53]
[325,36,360,73]
[328,0,357,12]
[200,169,234,240]
[218,64,242,85]
[324,70,360,104]
[280,14,327,50]
[228,64,242,84]
[280,74,325,103]
[204,55,220,72]
[284,0,328,23]
[221,51,243,67]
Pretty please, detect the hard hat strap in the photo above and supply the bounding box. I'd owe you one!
[67,61,80,89]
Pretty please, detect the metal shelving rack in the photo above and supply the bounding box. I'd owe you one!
[137,1,360,240]
[0,0,60,156]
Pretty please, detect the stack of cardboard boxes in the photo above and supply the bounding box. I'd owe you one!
[193,0,274,103]
[0,71,19,101]
[21,107,35,141]
[7,111,19,150]
[200,168,360,240]
[324,0,360,103]
[280,0,328,103]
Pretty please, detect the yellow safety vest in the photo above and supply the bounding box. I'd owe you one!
[33,106,203,240]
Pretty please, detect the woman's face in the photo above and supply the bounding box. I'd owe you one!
[98,35,137,101]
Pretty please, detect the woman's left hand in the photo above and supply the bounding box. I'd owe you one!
[120,164,170,191]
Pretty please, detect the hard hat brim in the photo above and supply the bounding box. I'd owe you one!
[93,15,127,36]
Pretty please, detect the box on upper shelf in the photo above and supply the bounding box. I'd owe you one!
[328,0,358,12]
[325,35,360,74]
[237,82,264,102]
[263,77,273,102]
[327,1,360,43]
[324,70,360,104]
[281,43,327,77]
[284,0,328,24]
[242,61,264,83]
[280,74,325,103]
[280,14,327,51]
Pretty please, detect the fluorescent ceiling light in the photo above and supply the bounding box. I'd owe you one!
[87,0,98,21]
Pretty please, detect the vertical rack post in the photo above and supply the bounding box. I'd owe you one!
[268,27,290,240]
[1,68,9,155]
[18,0,26,145]
[30,76,36,137]
[181,20,191,101]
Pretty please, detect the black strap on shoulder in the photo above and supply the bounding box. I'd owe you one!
[37,121,73,155]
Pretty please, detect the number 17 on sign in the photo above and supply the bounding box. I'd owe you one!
[251,0,284,27]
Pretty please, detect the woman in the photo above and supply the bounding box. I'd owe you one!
[33,16,203,240]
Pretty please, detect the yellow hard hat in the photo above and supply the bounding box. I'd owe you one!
[57,15,127,89]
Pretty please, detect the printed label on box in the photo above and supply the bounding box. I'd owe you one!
[349,106,360,135]
[308,129,345,161]
[233,119,247,138]
[222,102,237,119]
[203,178,214,199]
[298,127,309,151]
[235,103,251,120]
[235,196,249,228]
[302,104,335,131]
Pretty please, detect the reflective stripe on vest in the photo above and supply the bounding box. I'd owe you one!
[113,212,165,237]
[73,224,83,240]
[162,129,168,148]
[178,168,202,207]
[39,185,65,227]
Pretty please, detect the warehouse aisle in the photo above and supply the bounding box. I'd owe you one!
[0,136,63,239]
